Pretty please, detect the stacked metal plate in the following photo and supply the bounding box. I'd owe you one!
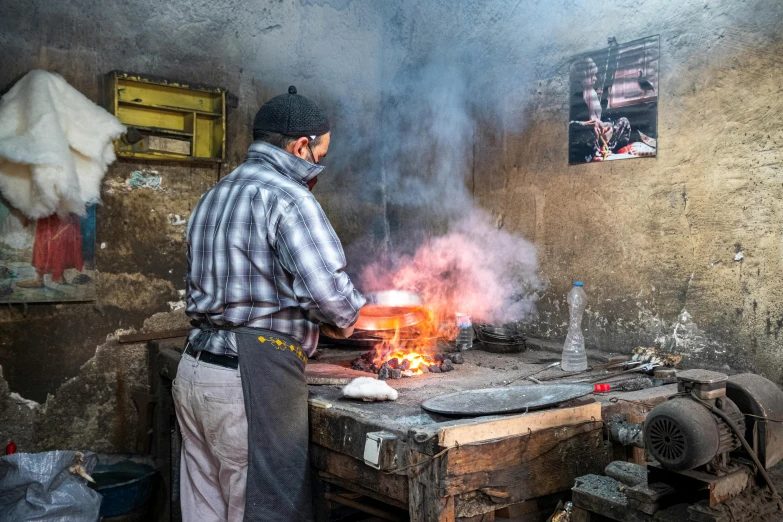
[475,323,527,353]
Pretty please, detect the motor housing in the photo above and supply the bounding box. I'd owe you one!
[727,373,783,470]
[644,370,745,471]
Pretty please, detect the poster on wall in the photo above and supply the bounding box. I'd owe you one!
[0,198,96,303]
[568,35,659,165]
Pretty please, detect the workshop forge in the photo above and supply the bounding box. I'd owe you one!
[1,1,783,521]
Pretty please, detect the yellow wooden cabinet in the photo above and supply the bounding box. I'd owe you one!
[105,71,226,162]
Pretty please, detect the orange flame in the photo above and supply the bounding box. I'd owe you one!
[376,349,433,374]
[369,312,440,375]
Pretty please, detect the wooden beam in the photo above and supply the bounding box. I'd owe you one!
[572,474,652,522]
[309,403,408,462]
[436,401,601,448]
[310,444,409,505]
[494,493,563,521]
[457,513,495,522]
[319,472,408,511]
[324,492,406,522]
[306,363,377,385]
[408,450,455,522]
[444,422,610,501]
[119,328,191,344]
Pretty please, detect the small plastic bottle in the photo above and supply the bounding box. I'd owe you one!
[455,313,473,351]
[561,282,588,371]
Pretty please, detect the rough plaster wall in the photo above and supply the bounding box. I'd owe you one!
[0,0,387,451]
[0,310,190,453]
[463,2,783,380]
[373,0,783,381]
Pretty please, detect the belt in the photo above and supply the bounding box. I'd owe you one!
[190,323,308,364]
[184,344,239,369]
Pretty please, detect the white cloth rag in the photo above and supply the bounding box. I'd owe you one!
[0,70,125,219]
[342,377,399,402]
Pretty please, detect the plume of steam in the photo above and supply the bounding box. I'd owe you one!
[360,208,544,328]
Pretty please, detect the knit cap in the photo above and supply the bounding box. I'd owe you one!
[253,86,330,137]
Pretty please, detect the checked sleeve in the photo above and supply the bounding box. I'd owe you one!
[275,194,365,328]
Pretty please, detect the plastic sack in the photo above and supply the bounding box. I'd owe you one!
[0,450,101,522]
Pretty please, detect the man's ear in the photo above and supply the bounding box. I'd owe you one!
[287,137,310,159]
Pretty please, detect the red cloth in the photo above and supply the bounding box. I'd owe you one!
[31,214,83,282]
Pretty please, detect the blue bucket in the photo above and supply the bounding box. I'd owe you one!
[90,454,157,518]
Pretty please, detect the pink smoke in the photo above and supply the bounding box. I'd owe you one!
[360,209,544,328]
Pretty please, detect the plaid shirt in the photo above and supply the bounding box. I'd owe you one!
[185,141,366,357]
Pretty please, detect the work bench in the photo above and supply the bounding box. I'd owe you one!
[148,340,677,522]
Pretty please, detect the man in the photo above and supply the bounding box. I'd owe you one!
[173,86,365,522]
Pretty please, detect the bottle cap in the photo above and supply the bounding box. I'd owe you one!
[573,281,584,287]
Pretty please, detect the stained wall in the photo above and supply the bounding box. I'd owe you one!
[0,0,387,450]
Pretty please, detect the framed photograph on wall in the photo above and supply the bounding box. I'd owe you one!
[0,198,97,303]
[568,35,659,165]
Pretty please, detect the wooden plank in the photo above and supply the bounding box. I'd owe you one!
[444,422,610,500]
[457,513,495,521]
[119,328,191,344]
[319,472,408,511]
[158,348,182,381]
[598,385,676,422]
[310,444,409,505]
[309,403,408,462]
[454,489,515,519]
[149,341,172,522]
[627,411,648,464]
[148,135,191,155]
[494,492,562,521]
[572,474,655,522]
[446,421,601,476]
[324,492,406,522]
[437,402,601,448]
[408,450,455,522]
[306,363,377,385]
[570,506,593,522]
[573,487,694,522]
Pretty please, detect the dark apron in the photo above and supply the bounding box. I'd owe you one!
[193,324,314,522]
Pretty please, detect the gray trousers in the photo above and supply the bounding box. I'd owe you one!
[235,329,314,522]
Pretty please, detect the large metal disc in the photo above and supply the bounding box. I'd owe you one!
[354,305,429,331]
[421,384,595,416]
[354,290,429,331]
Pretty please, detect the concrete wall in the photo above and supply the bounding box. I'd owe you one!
[392,0,782,379]
[372,0,783,381]
[0,0,387,451]
[485,1,783,382]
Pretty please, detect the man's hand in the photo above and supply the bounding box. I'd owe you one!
[319,322,355,339]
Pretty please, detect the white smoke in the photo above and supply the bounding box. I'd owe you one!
[356,48,544,328]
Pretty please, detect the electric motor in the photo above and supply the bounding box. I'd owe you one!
[644,395,745,471]
[644,369,745,471]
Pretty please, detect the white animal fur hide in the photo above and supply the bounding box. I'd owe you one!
[341,377,399,402]
[0,70,125,219]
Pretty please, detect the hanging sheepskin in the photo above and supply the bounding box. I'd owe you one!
[0,70,125,219]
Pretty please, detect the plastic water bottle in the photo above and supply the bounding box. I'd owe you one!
[455,313,473,351]
[561,282,588,371]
